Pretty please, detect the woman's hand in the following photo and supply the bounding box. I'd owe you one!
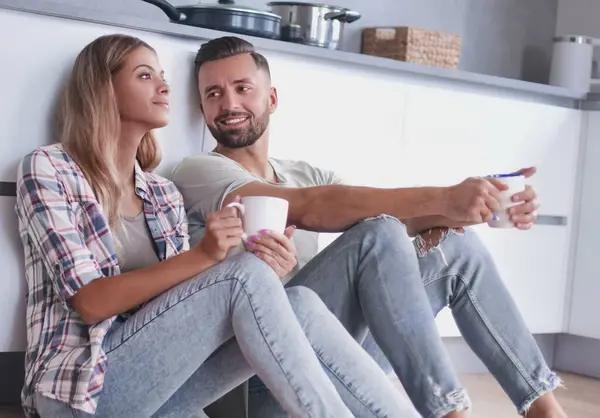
[196,203,244,263]
[247,226,298,279]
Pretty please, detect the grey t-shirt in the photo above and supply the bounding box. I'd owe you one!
[171,152,342,282]
[115,212,160,273]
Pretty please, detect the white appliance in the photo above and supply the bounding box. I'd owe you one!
[550,35,600,94]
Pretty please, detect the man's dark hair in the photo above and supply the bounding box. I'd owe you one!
[194,36,271,79]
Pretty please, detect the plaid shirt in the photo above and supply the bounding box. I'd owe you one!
[15,144,189,417]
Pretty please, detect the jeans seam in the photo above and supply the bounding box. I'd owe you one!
[105,276,239,354]
[312,348,384,418]
[454,273,542,394]
[232,277,315,418]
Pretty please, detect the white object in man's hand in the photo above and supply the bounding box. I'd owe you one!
[247,226,298,279]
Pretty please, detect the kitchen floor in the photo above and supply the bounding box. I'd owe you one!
[1,372,598,417]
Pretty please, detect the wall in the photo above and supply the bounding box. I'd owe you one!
[56,0,558,82]
[556,0,600,69]
[556,0,600,36]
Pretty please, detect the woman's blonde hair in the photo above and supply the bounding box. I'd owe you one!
[58,34,162,231]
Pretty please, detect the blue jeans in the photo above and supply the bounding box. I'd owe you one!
[33,252,419,418]
[249,216,561,418]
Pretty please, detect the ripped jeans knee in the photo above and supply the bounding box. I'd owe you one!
[414,227,466,269]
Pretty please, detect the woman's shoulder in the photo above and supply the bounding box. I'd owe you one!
[18,144,79,181]
[142,170,183,205]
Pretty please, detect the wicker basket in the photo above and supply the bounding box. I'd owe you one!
[362,27,461,69]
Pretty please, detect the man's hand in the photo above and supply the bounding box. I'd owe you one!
[442,177,507,224]
[507,167,540,230]
[248,226,298,279]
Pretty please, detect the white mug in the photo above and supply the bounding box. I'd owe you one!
[486,174,525,229]
[226,196,289,241]
[549,35,600,94]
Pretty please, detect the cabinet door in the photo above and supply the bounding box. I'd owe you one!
[569,112,600,339]
[400,85,581,217]
[265,51,407,189]
[0,198,26,351]
[399,85,579,336]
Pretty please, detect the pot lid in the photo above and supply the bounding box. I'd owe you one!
[183,0,281,19]
[268,1,347,9]
[553,35,595,44]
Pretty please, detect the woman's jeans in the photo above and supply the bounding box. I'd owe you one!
[34,252,419,418]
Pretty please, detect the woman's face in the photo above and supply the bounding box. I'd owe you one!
[112,46,170,131]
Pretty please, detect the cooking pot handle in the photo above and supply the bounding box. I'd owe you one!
[324,10,361,23]
[141,0,186,22]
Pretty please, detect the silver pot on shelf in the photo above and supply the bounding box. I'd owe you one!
[268,2,361,50]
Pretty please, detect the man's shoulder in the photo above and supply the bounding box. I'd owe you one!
[171,152,243,182]
[270,157,340,187]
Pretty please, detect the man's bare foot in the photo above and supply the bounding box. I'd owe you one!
[525,392,567,418]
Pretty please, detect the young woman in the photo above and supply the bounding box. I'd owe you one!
[15,34,420,418]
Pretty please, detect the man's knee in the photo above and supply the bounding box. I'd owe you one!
[414,227,466,257]
[352,214,411,242]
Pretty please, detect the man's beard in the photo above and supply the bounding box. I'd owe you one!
[208,109,270,149]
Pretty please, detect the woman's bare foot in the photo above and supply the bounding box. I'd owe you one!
[525,392,567,418]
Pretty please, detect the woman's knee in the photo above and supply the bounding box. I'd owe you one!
[285,286,330,324]
[227,252,284,292]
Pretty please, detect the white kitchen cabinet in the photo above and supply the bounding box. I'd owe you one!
[398,84,581,336]
[0,197,26,351]
[569,111,600,339]
[399,85,582,218]
[265,51,407,189]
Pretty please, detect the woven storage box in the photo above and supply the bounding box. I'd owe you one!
[362,27,461,69]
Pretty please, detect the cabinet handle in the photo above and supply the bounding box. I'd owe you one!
[0,182,16,197]
[534,215,568,226]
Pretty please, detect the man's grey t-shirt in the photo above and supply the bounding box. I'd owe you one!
[171,152,342,281]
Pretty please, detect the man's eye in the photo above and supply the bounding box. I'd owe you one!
[207,91,220,98]
[239,86,250,92]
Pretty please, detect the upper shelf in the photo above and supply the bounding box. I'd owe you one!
[0,0,590,108]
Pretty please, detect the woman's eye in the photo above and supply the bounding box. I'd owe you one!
[139,72,152,80]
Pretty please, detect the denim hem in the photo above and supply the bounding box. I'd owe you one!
[516,371,565,415]
[425,388,471,418]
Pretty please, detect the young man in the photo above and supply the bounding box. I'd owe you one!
[171,36,567,418]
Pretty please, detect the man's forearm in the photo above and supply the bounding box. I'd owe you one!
[292,185,448,232]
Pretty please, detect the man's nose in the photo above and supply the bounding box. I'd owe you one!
[220,90,241,111]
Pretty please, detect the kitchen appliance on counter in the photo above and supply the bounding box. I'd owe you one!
[267,2,361,50]
[550,35,600,94]
[141,0,282,39]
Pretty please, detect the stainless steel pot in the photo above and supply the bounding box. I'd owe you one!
[268,2,361,50]
[141,0,282,40]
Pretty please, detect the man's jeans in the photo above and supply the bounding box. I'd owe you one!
[249,216,561,418]
[33,252,419,418]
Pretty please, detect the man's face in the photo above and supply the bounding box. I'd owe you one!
[197,54,277,149]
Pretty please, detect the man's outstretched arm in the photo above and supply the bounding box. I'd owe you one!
[223,177,504,233]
